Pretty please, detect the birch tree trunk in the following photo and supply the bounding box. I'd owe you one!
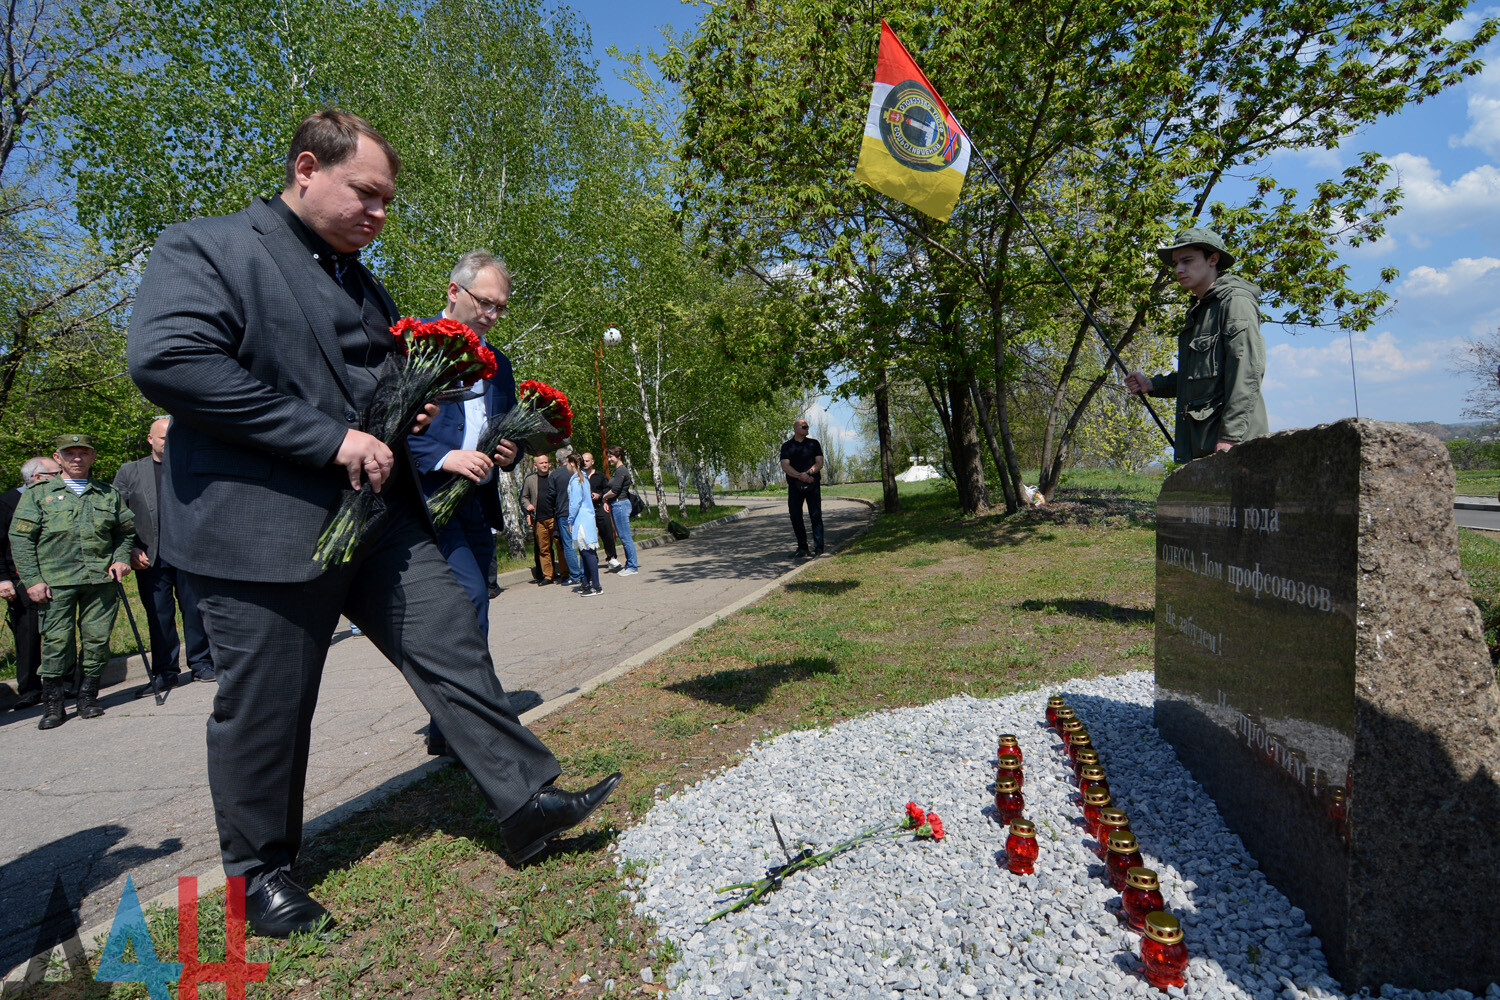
[631,338,669,524]
[500,465,527,558]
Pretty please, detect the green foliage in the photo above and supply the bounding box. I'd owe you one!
[670,0,1495,508]
[1446,439,1500,472]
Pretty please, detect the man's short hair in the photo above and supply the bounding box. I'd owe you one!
[450,250,511,291]
[284,109,401,188]
[19,457,52,484]
[555,446,573,463]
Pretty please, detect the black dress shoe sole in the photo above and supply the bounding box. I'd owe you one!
[506,772,622,865]
[247,911,334,938]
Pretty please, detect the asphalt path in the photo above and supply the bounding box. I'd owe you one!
[0,496,873,978]
[1454,505,1500,531]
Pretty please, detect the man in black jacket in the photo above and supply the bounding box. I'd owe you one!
[127,109,618,938]
[1,456,58,709]
[113,416,215,688]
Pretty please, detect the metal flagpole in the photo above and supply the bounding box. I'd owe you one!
[962,142,1175,449]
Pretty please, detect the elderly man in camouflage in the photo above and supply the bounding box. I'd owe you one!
[9,433,135,730]
[1125,228,1269,462]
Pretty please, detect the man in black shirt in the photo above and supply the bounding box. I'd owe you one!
[779,419,825,557]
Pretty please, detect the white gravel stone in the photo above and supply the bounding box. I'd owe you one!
[616,671,1497,1000]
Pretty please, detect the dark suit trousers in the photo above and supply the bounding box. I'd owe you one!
[186,503,559,888]
[788,481,824,551]
[136,562,212,676]
[436,498,496,640]
[6,594,41,696]
[594,504,617,561]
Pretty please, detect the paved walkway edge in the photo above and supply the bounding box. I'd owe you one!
[4,498,878,986]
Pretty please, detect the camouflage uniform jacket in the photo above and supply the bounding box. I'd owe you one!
[8,477,135,589]
[1147,273,1270,463]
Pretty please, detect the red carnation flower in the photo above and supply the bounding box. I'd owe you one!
[925,813,945,841]
[904,802,925,829]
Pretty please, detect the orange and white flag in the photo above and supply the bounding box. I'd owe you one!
[854,20,970,222]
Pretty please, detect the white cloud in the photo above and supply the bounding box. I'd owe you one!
[1381,153,1500,239]
[1266,330,1457,388]
[802,402,860,443]
[1457,92,1500,158]
[1452,26,1500,156]
[1399,256,1500,296]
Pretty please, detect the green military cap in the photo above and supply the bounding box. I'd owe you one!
[54,433,96,451]
[1156,227,1235,271]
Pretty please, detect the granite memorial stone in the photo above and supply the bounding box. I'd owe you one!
[1154,418,1500,992]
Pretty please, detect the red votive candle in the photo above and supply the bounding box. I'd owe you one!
[994,776,1025,824]
[1067,731,1094,763]
[1096,808,1130,858]
[1082,787,1111,838]
[1122,867,1165,931]
[996,753,1023,789]
[1053,707,1078,734]
[1140,911,1188,989]
[1106,831,1144,890]
[997,733,1023,765]
[1004,817,1039,874]
[1078,765,1110,799]
[1059,719,1084,753]
[1046,696,1067,729]
[1072,748,1101,779]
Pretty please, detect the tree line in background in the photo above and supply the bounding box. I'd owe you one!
[3,0,1495,521]
[667,0,1493,513]
[1,0,806,547]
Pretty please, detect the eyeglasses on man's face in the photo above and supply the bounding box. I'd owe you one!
[459,284,508,317]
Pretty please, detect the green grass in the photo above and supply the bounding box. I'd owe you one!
[1460,527,1500,659]
[1455,469,1500,495]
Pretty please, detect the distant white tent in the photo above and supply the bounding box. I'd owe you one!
[896,463,943,482]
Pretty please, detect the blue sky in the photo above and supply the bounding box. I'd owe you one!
[573,2,1500,453]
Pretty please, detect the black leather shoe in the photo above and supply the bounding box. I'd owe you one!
[501,772,622,864]
[245,871,332,938]
[11,690,42,711]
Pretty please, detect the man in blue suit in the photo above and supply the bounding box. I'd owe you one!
[408,249,520,757]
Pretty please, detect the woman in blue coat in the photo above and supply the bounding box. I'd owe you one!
[565,453,602,596]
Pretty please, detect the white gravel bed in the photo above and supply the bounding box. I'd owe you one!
[613,670,1500,1000]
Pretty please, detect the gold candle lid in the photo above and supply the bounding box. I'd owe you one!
[997,753,1021,769]
[1083,788,1111,806]
[1060,718,1083,735]
[1107,830,1140,854]
[1125,867,1159,891]
[1330,786,1348,803]
[1008,818,1036,837]
[1143,911,1183,944]
[1079,765,1106,783]
[1074,750,1101,767]
[1070,736,1094,752]
[998,733,1019,747]
[995,776,1020,794]
[1055,707,1077,723]
[1099,807,1129,828]
[1047,696,1067,708]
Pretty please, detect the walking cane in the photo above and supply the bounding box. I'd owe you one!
[117,580,166,706]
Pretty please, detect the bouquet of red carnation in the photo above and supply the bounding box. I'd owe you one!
[313,317,497,567]
[708,802,946,922]
[425,379,573,530]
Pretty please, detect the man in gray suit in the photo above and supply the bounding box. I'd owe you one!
[127,109,619,938]
[113,416,215,689]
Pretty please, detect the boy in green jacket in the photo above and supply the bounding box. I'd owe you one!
[1126,228,1269,462]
